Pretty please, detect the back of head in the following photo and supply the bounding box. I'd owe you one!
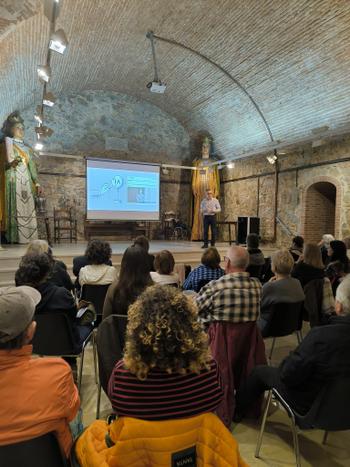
[15,254,52,288]
[124,285,210,380]
[201,247,221,269]
[85,239,112,265]
[154,250,175,275]
[322,234,335,249]
[292,236,304,249]
[133,235,150,253]
[336,275,350,315]
[226,246,249,272]
[303,243,324,269]
[330,240,348,262]
[271,249,294,276]
[25,239,49,256]
[246,233,260,249]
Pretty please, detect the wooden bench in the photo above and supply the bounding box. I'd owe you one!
[84,220,150,240]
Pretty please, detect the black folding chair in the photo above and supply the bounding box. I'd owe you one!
[263,301,304,360]
[0,432,69,467]
[247,264,264,280]
[81,284,110,323]
[95,314,128,418]
[32,312,97,394]
[255,376,350,467]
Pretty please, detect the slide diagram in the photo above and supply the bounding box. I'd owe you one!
[87,167,159,213]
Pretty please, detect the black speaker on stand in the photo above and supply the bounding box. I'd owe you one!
[237,216,260,244]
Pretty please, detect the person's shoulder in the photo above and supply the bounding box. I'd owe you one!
[29,356,73,381]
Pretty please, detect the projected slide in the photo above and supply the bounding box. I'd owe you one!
[86,159,160,221]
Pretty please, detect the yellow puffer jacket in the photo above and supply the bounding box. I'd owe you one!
[75,413,248,467]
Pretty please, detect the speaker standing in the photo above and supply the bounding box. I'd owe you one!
[200,189,221,248]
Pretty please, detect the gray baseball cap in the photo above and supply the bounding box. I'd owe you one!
[0,286,41,343]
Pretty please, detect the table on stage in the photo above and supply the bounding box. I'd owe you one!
[217,221,238,245]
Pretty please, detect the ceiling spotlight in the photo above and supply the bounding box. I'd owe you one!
[49,29,68,54]
[146,31,166,94]
[266,154,278,165]
[34,142,44,151]
[43,0,61,21]
[34,113,43,124]
[35,125,54,137]
[43,91,56,107]
[37,65,52,83]
[227,162,235,169]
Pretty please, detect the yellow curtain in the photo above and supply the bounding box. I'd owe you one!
[0,142,6,230]
[191,161,220,240]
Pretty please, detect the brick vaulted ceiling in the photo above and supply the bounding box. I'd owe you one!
[1,0,350,159]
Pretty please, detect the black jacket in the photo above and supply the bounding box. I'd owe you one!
[291,261,324,288]
[278,315,350,414]
[49,260,73,291]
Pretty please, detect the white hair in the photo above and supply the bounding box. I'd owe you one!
[322,234,335,249]
[336,274,350,315]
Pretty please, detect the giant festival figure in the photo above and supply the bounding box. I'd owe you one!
[0,111,40,244]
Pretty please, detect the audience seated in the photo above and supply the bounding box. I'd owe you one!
[234,277,350,422]
[325,240,350,294]
[79,239,116,287]
[25,239,73,291]
[108,285,223,419]
[289,235,304,262]
[258,250,305,337]
[102,245,153,319]
[132,235,155,271]
[15,254,92,350]
[197,246,261,325]
[318,233,335,266]
[183,247,224,292]
[150,250,180,286]
[196,246,264,426]
[0,286,79,458]
[246,233,265,278]
[292,243,325,287]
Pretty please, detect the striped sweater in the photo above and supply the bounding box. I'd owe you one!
[108,359,223,420]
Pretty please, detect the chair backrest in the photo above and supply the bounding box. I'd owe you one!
[32,312,77,356]
[246,264,264,280]
[81,284,110,316]
[303,278,324,327]
[0,432,68,467]
[299,376,350,431]
[96,314,128,393]
[265,301,304,338]
[54,207,74,221]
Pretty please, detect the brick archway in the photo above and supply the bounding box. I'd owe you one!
[300,176,341,243]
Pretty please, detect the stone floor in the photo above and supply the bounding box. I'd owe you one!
[80,325,350,466]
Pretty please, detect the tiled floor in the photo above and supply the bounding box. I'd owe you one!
[80,325,350,466]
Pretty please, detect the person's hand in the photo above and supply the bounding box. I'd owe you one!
[269,276,277,282]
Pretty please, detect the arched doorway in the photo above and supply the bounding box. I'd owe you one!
[304,182,336,243]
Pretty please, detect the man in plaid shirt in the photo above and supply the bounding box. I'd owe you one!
[197,246,262,324]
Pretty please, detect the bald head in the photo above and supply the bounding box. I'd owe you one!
[225,246,249,273]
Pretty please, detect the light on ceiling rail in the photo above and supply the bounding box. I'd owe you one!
[49,29,68,54]
[266,154,278,165]
[43,0,61,21]
[35,125,54,137]
[227,162,235,169]
[34,142,44,151]
[37,65,52,82]
[43,91,56,107]
[146,31,166,94]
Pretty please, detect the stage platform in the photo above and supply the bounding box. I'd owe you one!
[0,241,276,287]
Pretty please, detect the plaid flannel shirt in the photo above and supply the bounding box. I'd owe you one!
[183,265,225,291]
[196,272,262,324]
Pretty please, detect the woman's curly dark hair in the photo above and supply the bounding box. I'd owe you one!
[85,239,112,265]
[15,253,52,288]
[124,285,211,380]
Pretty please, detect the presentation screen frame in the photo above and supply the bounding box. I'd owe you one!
[85,157,161,222]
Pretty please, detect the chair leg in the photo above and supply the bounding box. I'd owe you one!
[322,431,329,445]
[96,382,102,419]
[255,390,273,458]
[92,332,98,385]
[296,330,302,344]
[78,348,85,394]
[269,338,276,360]
[290,413,301,467]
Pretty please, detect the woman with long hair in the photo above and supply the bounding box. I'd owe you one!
[326,240,350,294]
[292,243,325,288]
[108,285,223,420]
[102,245,153,319]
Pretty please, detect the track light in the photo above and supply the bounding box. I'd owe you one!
[266,154,278,165]
[35,126,54,137]
[49,29,68,54]
[34,114,43,124]
[43,91,56,107]
[227,162,235,169]
[43,0,61,21]
[34,142,44,151]
[37,65,51,83]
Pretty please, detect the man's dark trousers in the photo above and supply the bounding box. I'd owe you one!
[203,215,216,246]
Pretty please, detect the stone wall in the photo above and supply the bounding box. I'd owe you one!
[20,91,192,240]
[220,135,350,246]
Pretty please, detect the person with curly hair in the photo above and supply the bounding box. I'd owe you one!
[108,285,223,420]
[79,239,116,287]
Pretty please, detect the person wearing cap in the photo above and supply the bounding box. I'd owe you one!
[0,286,80,457]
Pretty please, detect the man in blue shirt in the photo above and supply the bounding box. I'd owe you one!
[200,189,221,248]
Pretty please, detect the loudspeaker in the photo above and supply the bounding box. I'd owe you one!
[237,216,260,244]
